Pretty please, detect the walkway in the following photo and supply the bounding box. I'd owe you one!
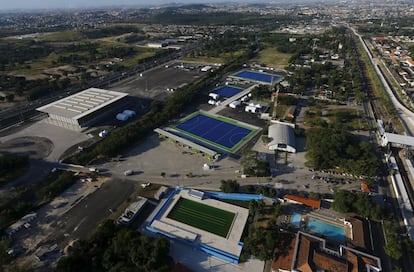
[208,84,258,114]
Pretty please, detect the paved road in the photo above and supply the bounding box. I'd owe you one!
[351,26,414,136]
[351,25,414,270]
[49,178,136,249]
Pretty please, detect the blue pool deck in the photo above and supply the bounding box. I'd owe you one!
[306,217,345,241]
[291,213,301,227]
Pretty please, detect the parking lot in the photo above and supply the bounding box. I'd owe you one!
[109,61,203,101]
[0,120,90,162]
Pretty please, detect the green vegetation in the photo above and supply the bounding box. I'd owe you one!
[36,172,77,203]
[0,237,12,267]
[250,85,273,100]
[0,171,76,230]
[383,221,403,260]
[242,201,280,260]
[220,179,240,193]
[185,30,254,63]
[0,25,162,102]
[332,189,381,220]
[70,42,257,163]
[253,47,292,67]
[0,154,29,186]
[305,107,369,130]
[354,34,399,128]
[167,198,235,237]
[69,75,216,164]
[253,47,293,68]
[306,127,381,176]
[57,220,170,272]
[150,11,302,26]
[241,151,270,177]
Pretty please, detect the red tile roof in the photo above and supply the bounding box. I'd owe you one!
[284,194,321,209]
[361,183,371,193]
[272,237,296,271]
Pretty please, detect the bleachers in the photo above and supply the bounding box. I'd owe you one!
[188,189,204,200]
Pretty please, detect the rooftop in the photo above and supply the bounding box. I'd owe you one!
[284,194,321,209]
[36,88,128,120]
[292,232,382,272]
[151,190,249,257]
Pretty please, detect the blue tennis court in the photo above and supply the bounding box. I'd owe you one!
[213,86,244,98]
[233,70,282,84]
[175,113,254,150]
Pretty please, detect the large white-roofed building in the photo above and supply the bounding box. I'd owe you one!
[36,88,128,131]
[267,123,296,153]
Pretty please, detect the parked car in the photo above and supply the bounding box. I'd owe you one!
[124,170,133,176]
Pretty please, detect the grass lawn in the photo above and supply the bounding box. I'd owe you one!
[253,47,292,67]
[326,108,368,130]
[122,50,158,67]
[167,198,235,237]
[42,29,83,42]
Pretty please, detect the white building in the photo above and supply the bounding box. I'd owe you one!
[267,123,296,153]
[36,88,128,131]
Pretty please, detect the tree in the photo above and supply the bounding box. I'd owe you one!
[57,220,171,272]
[220,180,240,193]
[383,221,403,260]
[332,189,381,220]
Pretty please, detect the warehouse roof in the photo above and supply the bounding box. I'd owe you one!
[36,88,128,120]
[267,123,296,152]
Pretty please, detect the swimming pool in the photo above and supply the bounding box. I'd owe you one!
[291,213,301,227]
[306,217,345,241]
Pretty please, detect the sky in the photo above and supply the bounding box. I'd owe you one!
[0,0,277,10]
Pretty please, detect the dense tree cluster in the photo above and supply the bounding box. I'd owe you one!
[0,40,52,71]
[383,221,403,260]
[0,171,75,230]
[332,189,381,220]
[150,10,306,26]
[0,237,12,267]
[57,220,171,272]
[240,151,270,177]
[0,154,29,179]
[80,26,142,39]
[36,172,77,203]
[242,201,280,260]
[220,180,240,193]
[306,127,381,176]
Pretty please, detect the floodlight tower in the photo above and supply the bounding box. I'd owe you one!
[272,83,279,120]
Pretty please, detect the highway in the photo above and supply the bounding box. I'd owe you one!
[350,25,414,270]
[350,26,414,136]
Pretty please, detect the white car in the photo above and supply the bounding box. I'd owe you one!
[124,170,133,176]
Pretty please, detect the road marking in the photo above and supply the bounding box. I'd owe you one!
[73,217,87,232]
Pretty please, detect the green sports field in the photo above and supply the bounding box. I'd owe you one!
[167,198,235,237]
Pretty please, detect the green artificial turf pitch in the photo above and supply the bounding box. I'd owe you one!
[167,197,235,237]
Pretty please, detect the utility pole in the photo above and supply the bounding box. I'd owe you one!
[272,84,279,120]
